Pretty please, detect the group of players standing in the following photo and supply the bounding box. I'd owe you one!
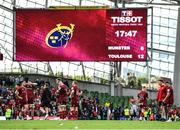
[14,77,175,121]
[137,79,174,121]
[15,77,82,120]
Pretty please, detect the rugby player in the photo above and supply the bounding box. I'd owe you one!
[164,81,174,122]
[157,79,168,121]
[137,86,148,120]
[40,82,52,120]
[22,77,37,119]
[15,81,28,119]
[56,78,68,119]
[70,81,82,119]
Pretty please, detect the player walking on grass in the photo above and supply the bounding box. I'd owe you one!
[41,82,52,120]
[15,81,28,120]
[56,78,68,119]
[157,79,168,121]
[164,81,174,122]
[70,81,82,119]
[137,86,148,120]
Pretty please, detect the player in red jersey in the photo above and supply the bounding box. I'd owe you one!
[15,82,27,107]
[34,95,41,117]
[164,82,174,108]
[137,86,148,120]
[70,81,82,119]
[22,77,37,119]
[167,107,179,122]
[22,78,34,104]
[137,86,148,108]
[15,81,28,119]
[157,79,168,120]
[164,81,174,121]
[56,78,68,119]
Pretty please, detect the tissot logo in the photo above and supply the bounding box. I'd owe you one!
[121,10,133,16]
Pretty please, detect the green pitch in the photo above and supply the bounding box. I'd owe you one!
[0,120,180,130]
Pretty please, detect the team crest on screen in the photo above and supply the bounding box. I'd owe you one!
[45,23,75,48]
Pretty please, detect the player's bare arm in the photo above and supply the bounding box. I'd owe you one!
[163,89,170,103]
[78,90,83,96]
[15,90,23,100]
[70,89,74,98]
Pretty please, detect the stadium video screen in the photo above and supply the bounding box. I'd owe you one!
[15,8,147,61]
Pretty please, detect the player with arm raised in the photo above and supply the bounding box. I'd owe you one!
[22,77,37,119]
[56,78,68,119]
[70,81,82,120]
[22,77,37,104]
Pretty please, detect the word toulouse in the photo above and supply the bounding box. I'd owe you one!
[108,54,132,59]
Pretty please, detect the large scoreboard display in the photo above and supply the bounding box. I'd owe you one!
[15,8,147,61]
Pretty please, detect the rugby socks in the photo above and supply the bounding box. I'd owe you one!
[59,106,67,119]
[70,110,74,119]
[14,110,19,119]
[59,111,66,119]
[73,110,78,120]
[69,110,78,120]
[22,110,30,120]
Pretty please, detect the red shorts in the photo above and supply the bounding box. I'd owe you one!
[27,92,34,104]
[167,99,173,107]
[14,110,20,117]
[168,111,173,116]
[57,96,68,105]
[35,104,41,110]
[71,97,79,107]
[27,97,34,104]
[18,99,27,107]
[139,102,147,109]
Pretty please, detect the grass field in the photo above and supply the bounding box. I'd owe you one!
[0,120,180,130]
